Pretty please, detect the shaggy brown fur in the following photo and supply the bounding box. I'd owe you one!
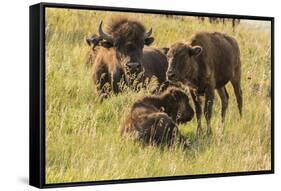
[106,17,147,45]
[86,17,156,99]
[166,32,242,135]
[121,87,194,147]
[142,46,168,85]
[86,18,168,98]
[88,45,168,99]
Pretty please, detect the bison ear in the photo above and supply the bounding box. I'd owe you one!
[86,35,101,47]
[86,37,92,46]
[190,46,202,57]
[159,47,169,55]
[144,37,154,46]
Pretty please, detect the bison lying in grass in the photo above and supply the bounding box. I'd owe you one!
[121,87,194,147]
[166,32,242,136]
[86,17,168,99]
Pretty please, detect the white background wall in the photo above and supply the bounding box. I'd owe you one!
[0,0,279,190]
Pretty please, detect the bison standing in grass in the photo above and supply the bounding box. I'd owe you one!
[121,87,194,147]
[86,17,168,99]
[166,32,242,136]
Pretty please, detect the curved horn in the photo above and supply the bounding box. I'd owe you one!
[98,21,113,42]
[144,28,152,38]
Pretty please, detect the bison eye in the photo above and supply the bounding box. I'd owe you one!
[126,43,136,51]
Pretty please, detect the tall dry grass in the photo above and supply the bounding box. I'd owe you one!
[45,8,272,183]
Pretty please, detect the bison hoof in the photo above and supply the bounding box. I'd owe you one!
[196,127,203,138]
[217,122,224,134]
[206,128,213,136]
[183,141,192,150]
[99,93,109,102]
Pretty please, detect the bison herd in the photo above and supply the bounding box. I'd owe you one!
[86,16,243,148]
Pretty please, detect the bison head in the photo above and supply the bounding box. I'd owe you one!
[164,87,194,123]
[88,19,154,80]
[166,43,202,89]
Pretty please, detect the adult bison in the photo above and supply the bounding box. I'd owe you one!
[86,17,167,99]
[166,32,242,135]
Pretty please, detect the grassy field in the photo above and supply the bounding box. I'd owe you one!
[45,8,272,183]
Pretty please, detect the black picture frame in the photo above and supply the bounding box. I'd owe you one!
[29,2,275,189]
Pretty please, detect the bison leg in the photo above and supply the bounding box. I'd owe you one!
[154,117,187,148]
[153,115,176,146]
[231,80,243,117]
[217,86,229,123]
[111,69,123,94]
[93,70,110,99]
[134,71,145,91]
[204,87,214,135]
[139,113,177,146]
[232,19,236,32]
[190,90,203,137]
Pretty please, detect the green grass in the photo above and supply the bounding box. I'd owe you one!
[45,8,272,183]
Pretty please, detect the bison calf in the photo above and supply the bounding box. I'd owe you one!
[166,32,242,135]
[121,87,194,147]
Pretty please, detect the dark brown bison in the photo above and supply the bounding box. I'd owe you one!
[121,87,194,147]
[141,46,168,86]
[86,17,168,99]
[166,32,242,135]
